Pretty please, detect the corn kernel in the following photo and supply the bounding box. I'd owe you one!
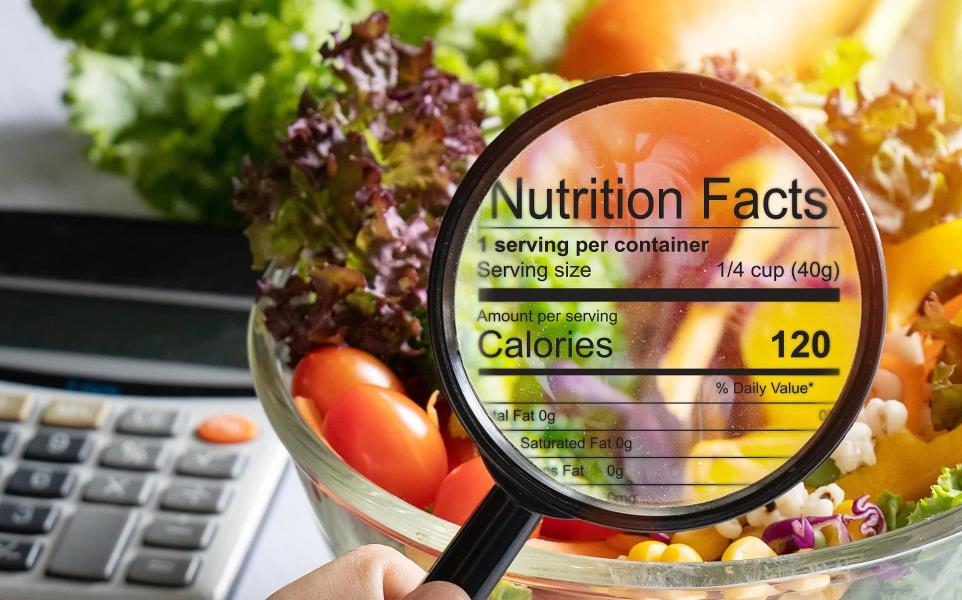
[661,543,703,562]
[627,540,667,562]
[722,536,777,561]
[671,527,728,561]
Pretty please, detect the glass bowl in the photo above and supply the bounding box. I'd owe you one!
[249,307,962,599]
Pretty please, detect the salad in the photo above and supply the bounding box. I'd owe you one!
[35,0,962,572]
[232,6,962,567]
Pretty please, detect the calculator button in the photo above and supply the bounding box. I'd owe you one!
[127,553,201,587]
[83,474,154,506]
[46,506,139,581]
[0,538,42,571]
[23,431,92,463]
[0,501,59,534]
[176,449,246,479]
[196,413,258,444]
[144,518,215,550]
[100,439,166,471]
[161,483,231,514]
[0,428,17,455]
[0,393,33,422]
[6,467,75,498]
[42,398,107,429]
[116,408,182,437]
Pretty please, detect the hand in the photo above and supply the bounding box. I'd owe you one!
[269,545,469,600]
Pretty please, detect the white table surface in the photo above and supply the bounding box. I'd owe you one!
[0,2,333,598]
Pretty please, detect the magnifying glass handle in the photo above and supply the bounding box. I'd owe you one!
[424,485,541,600]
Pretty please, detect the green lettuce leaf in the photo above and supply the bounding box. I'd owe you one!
[876,491,914,530]
[480,72,580,139]
[58,0,358,224]
[377,0,596,88]
[877,465,962,531]
[35,0,582,224]
[31,0,270,62]
[906,465,962,525]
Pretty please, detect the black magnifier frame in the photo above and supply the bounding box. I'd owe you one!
[426,71,885,597]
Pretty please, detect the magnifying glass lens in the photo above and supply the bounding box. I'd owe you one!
[426,76,885,599]
[448,95,872,513]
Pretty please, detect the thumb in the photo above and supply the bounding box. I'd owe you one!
[401,581,470,600]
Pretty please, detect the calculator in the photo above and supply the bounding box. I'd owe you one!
[0,212,287,599]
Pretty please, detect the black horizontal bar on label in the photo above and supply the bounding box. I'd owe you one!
[478,225,840,230]
[478,287,840,303]
[479,367,840,376]
[503,428,817,432]
[525,456,793,460]
[564,482,752,486]
[486,401,836,405]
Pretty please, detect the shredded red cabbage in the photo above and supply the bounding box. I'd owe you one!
[850,494,887,537]
[761,495,886,555]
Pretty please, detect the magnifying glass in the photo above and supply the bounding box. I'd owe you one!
[425,72,885,599]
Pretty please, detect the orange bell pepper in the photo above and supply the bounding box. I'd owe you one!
[878,354,928,435]
[837,426,962,501]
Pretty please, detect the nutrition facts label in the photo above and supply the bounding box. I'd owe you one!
[451,96,864,509]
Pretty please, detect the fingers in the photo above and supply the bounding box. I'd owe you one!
[269,545,425,600]
[401,581,470,600]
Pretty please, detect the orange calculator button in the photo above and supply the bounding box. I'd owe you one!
[196,413,258,444]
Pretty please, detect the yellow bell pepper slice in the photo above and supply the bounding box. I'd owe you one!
[885,219,962,329]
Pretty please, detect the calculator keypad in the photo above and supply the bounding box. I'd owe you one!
[0,387,285,598]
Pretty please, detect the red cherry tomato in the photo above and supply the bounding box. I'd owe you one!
[433,456,494,525]
[444,436,479,470]
[322,385,447,508]
[539,517,620,541]
[292,346,403,416]
[433,457,542,537]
